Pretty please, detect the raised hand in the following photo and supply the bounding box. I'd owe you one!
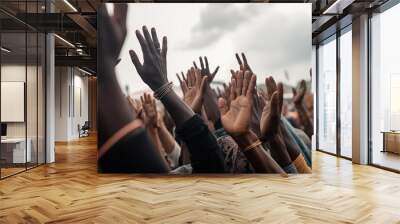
[100,4,127,60]
[218,70,256,136]
[192,56,221,123]
[129,26,168,90]
[193,56,220,82]
[177,68,208,113]
[235,52,252,73]
[292,80,307,105]
[292,79,313,137]
[249,91,263,137]
[260,76,284,140]
[127,96,144,120]
[141,93,159,128]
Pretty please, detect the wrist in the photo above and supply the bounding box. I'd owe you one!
[233,131,259,149]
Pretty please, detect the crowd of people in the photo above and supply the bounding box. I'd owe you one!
[98,4,313,174]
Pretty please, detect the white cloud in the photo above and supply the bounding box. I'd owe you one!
[113,3,311,94]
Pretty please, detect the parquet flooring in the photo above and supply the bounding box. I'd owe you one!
[1,135,400,223]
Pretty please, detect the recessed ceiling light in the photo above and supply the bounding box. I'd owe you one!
[54,34,75,48]
[1,47,11,53]
[78,67,92,76]
[63,0,78,12]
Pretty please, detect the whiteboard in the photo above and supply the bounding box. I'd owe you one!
[1,82,25,122]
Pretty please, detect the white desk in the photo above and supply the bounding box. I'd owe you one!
[1,138,31,163]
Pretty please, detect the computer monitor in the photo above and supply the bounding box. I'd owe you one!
[1,123,7,137]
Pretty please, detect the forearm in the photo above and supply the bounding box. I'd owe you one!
[266,132,292,168]
[98,56,134,146]
[160,91,194,128]
[234,131,286,174]
[277,124,300,162]
[176,115,225,173]
[295,103,313,138]
[147,127,163,154]
[157,122,176,154]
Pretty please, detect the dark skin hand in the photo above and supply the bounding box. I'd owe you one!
[97,4,169,172]
[292,80,313,138]
[250,91,263,137]
[260,76,283,140]
[259,76,292,167]
[129,26,194,128]
[98,4,140,147]
[235,52,253,73]
[193,56,221,123]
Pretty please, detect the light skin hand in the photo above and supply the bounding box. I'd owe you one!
[218,70,256,136]
[177,68,208,114]
[141,93,159,128]
[127,96,143,120]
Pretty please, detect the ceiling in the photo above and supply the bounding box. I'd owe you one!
[0,0,393,74]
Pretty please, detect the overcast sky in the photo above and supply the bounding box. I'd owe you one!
[109,3,311,94]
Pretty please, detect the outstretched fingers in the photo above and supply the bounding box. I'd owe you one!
[150,27,160,52]
[142,26,157,56]
[161,36,167,59]
[129,50,143,73]
[242,71,252,95]
[218,97,229,115]
[135,30,151,61]
[246,74,257,98]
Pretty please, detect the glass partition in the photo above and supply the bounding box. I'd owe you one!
[1,31,28,177]
[0,1,46,179]
[370,3,400,171]
[317,35,337,154]
[339,27,352,158]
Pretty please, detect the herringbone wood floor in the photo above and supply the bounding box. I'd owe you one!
[1,135,400,224]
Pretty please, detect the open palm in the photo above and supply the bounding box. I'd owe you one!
[219,70,256,136]
[260,76,283,139]
[177,68,207,113]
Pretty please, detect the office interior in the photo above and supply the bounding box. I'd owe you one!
[0,0,399,222]
[0,0,97,179]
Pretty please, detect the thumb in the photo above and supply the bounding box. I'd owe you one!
[271,91,280,116]
[218,97,229,115]
[292,87,297,97]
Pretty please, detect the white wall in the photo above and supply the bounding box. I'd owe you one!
[54,67,89,141]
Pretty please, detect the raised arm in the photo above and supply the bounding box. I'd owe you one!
[292,80,313,138]
[97,5,168,173]
[218,70,285,174]
[129,27,224,173]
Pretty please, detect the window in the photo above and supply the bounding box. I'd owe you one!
[317,35,337,154]
[339,27,352,158]
[370,3,400,171]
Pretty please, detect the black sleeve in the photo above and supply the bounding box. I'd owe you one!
[98,127,169,173]
[175,114,225,173]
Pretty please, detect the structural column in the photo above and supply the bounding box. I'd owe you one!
[46,0,55,163]
[352,14,369,164]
